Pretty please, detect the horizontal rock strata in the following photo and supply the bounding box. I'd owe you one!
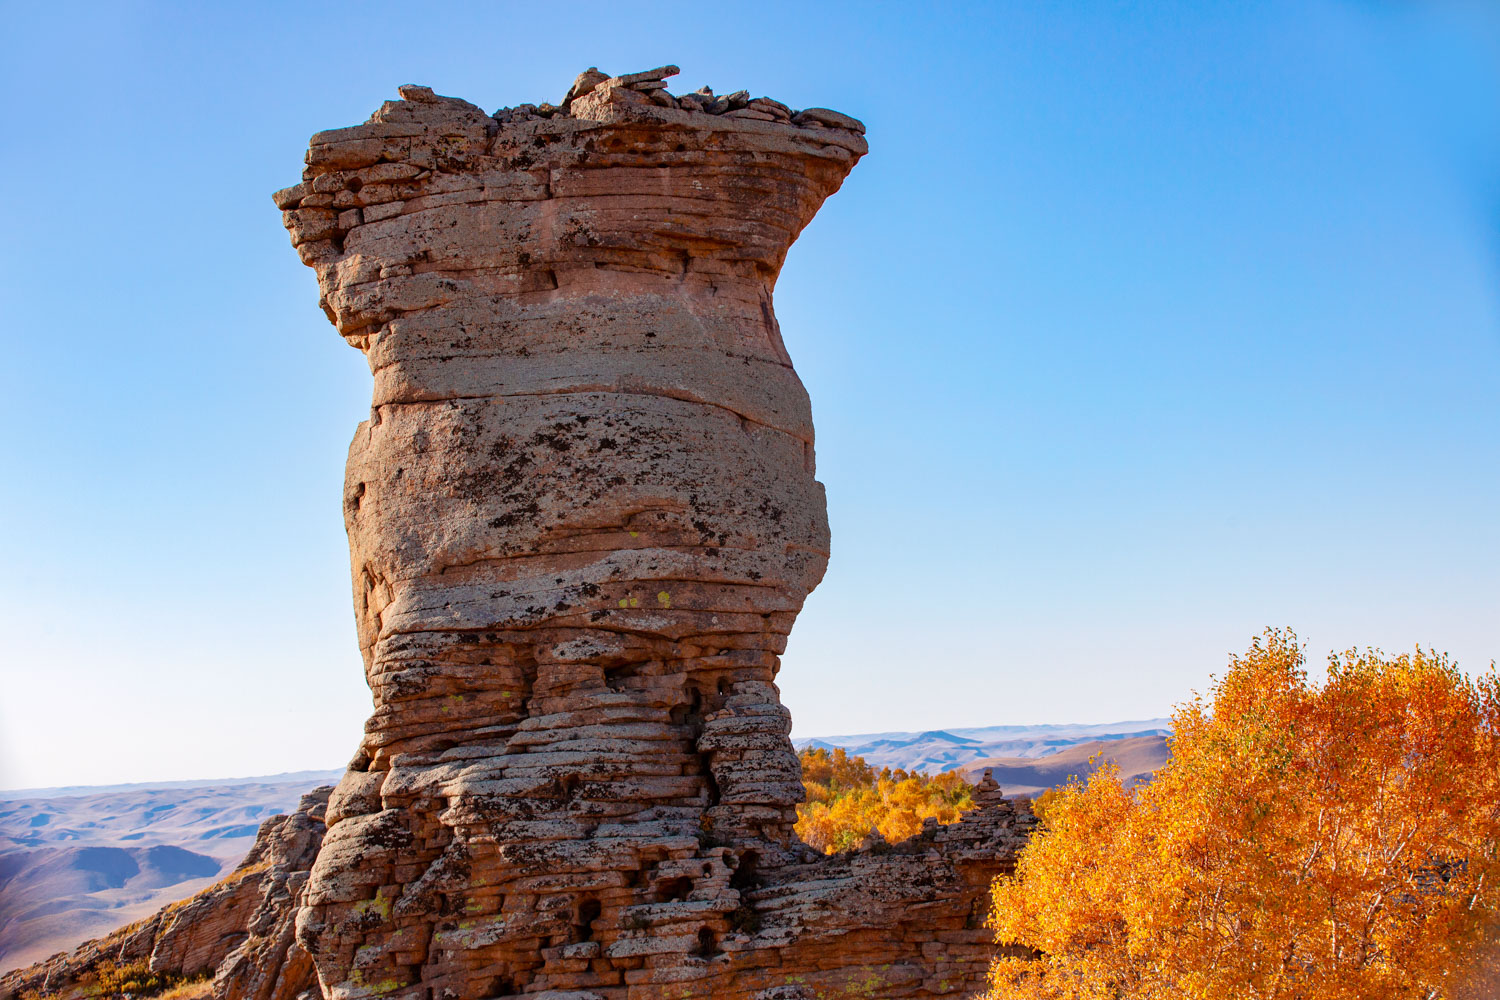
[266,67,1033,1000]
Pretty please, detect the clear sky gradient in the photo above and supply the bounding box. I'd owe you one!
[2,1,1497,789]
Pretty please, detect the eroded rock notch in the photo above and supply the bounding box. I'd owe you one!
[273,66,1033,1000]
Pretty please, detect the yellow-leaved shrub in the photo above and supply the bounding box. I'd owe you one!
[985,630,1500,1000]
[794,746,974,854]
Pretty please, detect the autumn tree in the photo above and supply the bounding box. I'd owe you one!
[795,747,974,854]
[986,630,1500,1000]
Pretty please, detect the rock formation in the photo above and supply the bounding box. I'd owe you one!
[264,65,1037,1000]
[1,66,1037,1000]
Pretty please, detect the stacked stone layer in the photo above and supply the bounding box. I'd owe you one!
[268,69,1035,1000]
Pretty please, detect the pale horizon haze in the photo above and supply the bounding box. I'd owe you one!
[2,1,1497,790]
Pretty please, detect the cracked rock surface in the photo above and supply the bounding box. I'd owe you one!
[270,67,1036,1000]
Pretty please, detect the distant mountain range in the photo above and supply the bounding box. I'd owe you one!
[0,774,339,972]
[0,769,346,802]
[793,719,1172,774]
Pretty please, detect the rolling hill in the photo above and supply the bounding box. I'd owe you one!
[794,719,1171,774]
[959,734,1171,797]
[0,772,340,972]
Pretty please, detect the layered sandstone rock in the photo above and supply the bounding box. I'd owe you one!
[265,67,1034,1000]
[0,789,330,1000]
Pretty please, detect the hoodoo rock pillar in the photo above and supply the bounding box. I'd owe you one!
[274,67,1033,1000]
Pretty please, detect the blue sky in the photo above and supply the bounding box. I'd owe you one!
[2,1,1496,789]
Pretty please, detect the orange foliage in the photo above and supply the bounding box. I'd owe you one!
[795,746,974,854]
[986,630,1500,1000]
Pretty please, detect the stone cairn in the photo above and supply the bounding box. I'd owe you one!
[267,65,1034,1000]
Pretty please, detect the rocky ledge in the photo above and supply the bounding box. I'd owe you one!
[492,65,867,130]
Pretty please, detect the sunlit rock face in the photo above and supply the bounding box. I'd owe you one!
[275,68,1034,1000]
